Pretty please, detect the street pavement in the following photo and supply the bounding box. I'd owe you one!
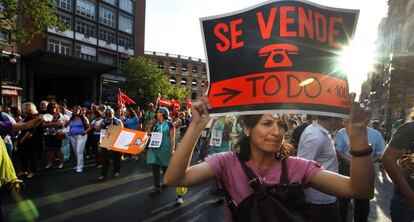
[4,157,393,222]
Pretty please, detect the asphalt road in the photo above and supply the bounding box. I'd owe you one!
[4,157,393,222]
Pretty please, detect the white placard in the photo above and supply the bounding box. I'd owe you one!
[99,129,107,144]
[209,129,223,147]
[148,132,163,148]
[113,130,136,150]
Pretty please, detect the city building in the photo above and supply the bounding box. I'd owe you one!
[361,0,414,133]
[144,51,208,101]
[0,5,22,107]
[20,0,145,106]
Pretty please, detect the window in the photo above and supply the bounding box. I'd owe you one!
[181,64,187,72]
[57,14,72,29]
[119,0,133,14]
[99,29,115,43]
[192,65,198,73]
[48,39,71,56]
[169,62,176,71]
[76,21,96,37]
[169,76,176,84]
[98,53,115,65]
[119,15,133,34]
[118,56,127,68]
[102,0,116,5]
[118,35,133,48]
[157,61,164,69]
[181,78,187,86]
[99,7,115,27]
[191,92,197,100]
[55,0,71,11]
[76,0,96,20]
[0,30,9,43]
[192,79,197,86]
[75,44,96,61]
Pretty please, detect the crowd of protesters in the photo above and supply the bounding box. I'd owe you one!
[0,96,413,221]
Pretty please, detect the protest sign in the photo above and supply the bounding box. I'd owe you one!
[200,0,359,117]
[100,125,148,155]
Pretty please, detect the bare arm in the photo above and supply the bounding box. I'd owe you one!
[310,93,374,199]
[381,146,414,210]
[12,116,43,133]
[164,84,215,187]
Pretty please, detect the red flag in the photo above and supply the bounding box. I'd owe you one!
[117,89,135,108]
[186,98,192,109]
[157,97,173,107]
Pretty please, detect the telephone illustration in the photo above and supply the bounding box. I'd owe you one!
[259,44,298,68]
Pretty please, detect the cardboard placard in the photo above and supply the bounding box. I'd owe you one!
[100,125,149,155]
[200,0,359,118]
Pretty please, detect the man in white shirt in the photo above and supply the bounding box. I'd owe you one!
[297,115,343,222]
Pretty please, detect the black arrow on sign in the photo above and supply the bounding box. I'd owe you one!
[213,87,242,104]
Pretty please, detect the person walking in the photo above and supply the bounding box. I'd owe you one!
[67,105,89,173]
[98,108,123,181]
[16,102,42,179]
[146,107,179,201]
[297,115,343,222]
[43,102,65,169]
[88,110,104,168]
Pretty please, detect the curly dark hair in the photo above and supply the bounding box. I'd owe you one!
[236,114,294,161]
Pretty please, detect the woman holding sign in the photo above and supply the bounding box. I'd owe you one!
[164,83,374,221]
[98,108,123,181]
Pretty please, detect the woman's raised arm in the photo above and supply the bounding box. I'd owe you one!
[164,83,216,187]
[310,93,374,199]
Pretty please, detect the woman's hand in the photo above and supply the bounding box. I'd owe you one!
[191,81,211,128]
[344,93,371,149]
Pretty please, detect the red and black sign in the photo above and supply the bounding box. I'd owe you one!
[200,0,359,117]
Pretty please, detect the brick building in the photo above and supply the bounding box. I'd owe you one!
[144,51,207,101]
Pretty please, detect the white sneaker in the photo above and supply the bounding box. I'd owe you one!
[76,168,83,173]
[176,197,183,204]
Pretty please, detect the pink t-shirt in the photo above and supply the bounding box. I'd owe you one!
[205,152,322,220]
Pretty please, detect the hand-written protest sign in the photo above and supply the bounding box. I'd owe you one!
[100,125,149,155]
[200,0,359,117]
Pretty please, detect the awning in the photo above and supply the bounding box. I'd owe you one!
[25,50,117,75]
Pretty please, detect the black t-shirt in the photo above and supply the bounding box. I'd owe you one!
[389,121,414,191]
[291,122,310,149]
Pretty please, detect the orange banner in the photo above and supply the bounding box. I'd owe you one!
[209,71,350,109]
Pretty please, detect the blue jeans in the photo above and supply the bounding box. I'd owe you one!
[390,192,414,222]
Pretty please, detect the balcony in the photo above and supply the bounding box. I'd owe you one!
[48,27,74,39]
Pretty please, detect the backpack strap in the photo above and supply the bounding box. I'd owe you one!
[280,158,289,185]
[221,184,239,221]
[238,159,265,193]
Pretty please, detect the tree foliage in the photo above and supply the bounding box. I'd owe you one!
[0,0,67,44]
[122,57,189,108]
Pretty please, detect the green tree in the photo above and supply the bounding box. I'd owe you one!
[122,56,189,108]
[0,0,66,44]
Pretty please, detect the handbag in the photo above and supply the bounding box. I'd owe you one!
[223,158,312,222]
